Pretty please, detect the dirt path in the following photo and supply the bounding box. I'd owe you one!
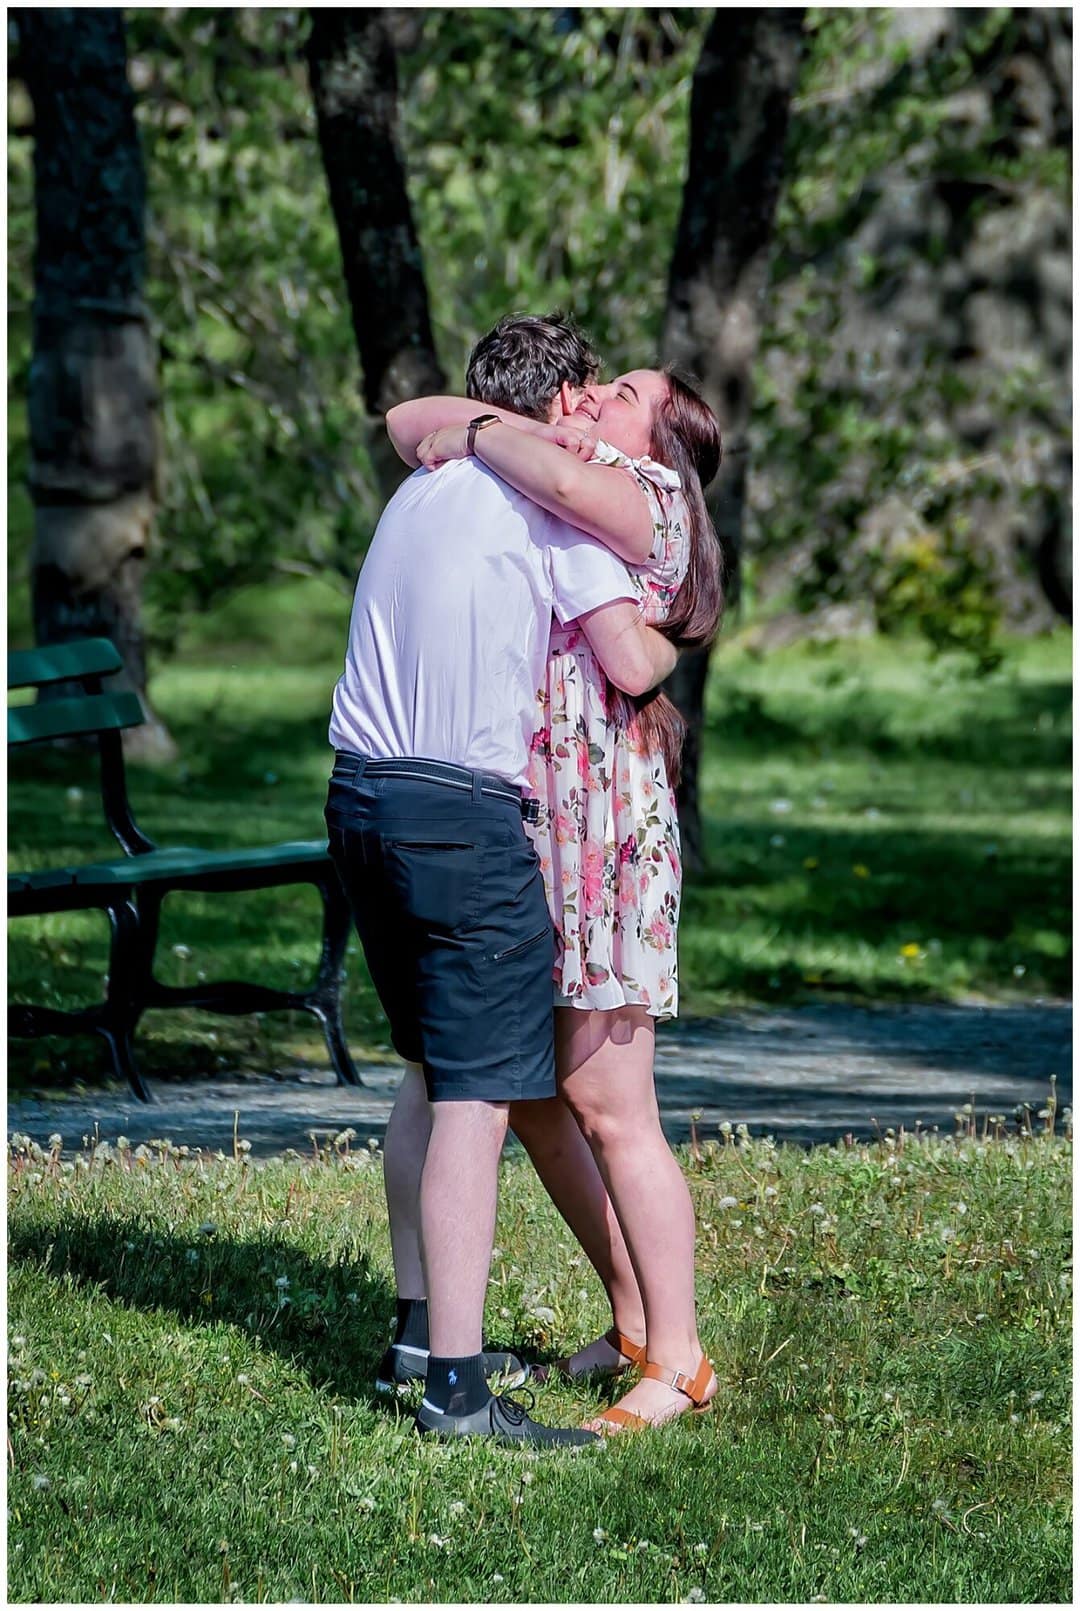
[8,1001,1070,1156]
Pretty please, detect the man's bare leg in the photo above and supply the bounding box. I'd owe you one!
[420,1099,510,1357]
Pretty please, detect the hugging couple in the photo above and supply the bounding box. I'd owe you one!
[325,312,723,1448]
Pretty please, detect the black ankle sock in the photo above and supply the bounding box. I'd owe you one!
[393,1297,429,1351]
[425,1354,491,1416]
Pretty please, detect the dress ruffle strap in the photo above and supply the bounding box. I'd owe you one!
[591,439,682,493]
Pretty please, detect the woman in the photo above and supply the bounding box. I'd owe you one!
[389,367,722,1430]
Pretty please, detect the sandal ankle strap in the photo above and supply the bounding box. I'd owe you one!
[604,1327,647,1366]
[642,1355,714,1405]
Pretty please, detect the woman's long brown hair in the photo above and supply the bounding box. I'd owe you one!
[612,369,724,788]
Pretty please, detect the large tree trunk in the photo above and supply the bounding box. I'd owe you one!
[306,9,445,504]
[661,9,805,868]
[17,8,174,761]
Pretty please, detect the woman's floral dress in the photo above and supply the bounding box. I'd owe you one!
[524,441,690,1020]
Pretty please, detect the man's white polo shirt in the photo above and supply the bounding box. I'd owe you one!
[329,458,634,789]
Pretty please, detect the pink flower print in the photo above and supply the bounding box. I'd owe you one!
[618,835,637,866]
[620,868,637,906]
[647,914,672,949]
[582,845,605,916]
[576,742,591,782]
[639,871,651,896]
[641,778,656,800]
[530,726,551,755]
[666,842,681,878]
[554,812,575,846]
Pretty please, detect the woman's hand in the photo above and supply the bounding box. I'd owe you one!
[416,424,471,468]
[548,421,599,460]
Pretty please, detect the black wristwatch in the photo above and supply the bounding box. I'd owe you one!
[466,414,501,455]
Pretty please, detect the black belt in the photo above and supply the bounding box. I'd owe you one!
[331,751,540,824]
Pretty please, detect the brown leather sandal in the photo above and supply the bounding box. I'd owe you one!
[590,1354,715,1433]
[533,1327,646,1386]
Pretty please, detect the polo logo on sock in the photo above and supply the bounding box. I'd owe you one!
[448,1369,457,1385]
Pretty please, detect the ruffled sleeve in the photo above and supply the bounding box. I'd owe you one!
[590,439,691,612]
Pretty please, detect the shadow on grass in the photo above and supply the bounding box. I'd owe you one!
[707,674,1072,769]
[8,1210,563,1398]
[7,1213,402,1405]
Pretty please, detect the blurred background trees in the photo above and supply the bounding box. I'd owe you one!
[12,9,174,757]
[7,6,1071,692]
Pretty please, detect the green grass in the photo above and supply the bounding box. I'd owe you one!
[8,1121,1071,1603]
[7,579,1072,1088]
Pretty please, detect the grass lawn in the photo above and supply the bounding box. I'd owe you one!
[6,581,1072,1089]
[7,1121,1071,1604]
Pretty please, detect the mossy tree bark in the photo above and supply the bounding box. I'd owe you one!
[17,8,174,759]
[661,9,805,868]
[306,10,445,503]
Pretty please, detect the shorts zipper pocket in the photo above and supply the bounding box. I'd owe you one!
[493,927,550,963]
[392,842,475,853]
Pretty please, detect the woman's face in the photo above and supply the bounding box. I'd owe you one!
[569,369,668,459]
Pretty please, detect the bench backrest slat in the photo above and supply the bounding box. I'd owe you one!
[8,690,145,747]
[8,638,123,691]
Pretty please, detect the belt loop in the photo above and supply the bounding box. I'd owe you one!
[471,771,484,804]
[353,754,368,785]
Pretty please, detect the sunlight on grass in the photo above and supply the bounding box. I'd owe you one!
[8,1118,1071,1604]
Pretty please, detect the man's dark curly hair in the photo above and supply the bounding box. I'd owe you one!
[465,311,601,422]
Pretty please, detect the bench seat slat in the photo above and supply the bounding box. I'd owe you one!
[8,690,145,747]
[71,839,331,888]
[8,638,123,690]
[8,868,78,893]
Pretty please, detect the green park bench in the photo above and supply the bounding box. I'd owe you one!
[8,637,361,1103]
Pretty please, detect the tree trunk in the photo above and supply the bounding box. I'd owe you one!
[17,7,175,761]
[306,9,445,504]
[661,8,805,868]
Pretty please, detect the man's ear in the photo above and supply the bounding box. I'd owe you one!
[557,380,581,419]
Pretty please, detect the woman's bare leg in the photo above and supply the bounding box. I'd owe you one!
[556,1005,715,1425]
[383,1061,430,1299]
[509,1095,646,1364]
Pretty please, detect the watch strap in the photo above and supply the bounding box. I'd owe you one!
[466,414,500,455]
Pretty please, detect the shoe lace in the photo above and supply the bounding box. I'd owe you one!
[496,1386,536,1426]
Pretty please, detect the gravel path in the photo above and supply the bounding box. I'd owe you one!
[8,1001,1070,1156]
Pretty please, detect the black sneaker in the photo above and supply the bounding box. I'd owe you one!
[415,1387,600,1448]
[375,1341,529,1397]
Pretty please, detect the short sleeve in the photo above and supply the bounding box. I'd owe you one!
[542,516,639,626]
[586,440,690,608]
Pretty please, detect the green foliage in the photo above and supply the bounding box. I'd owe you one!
[8,1124,1071,1602]
[752,7,1069,659]
[7,8,1070,662]
[400,9,709,379]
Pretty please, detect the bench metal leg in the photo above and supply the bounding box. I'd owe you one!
[97,898,154,1104]
[311,874,363,1088]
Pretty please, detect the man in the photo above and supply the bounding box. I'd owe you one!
[327,314,672,1446]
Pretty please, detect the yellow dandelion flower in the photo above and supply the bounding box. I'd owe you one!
[852,864,870,878]
[900,942,921,958]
